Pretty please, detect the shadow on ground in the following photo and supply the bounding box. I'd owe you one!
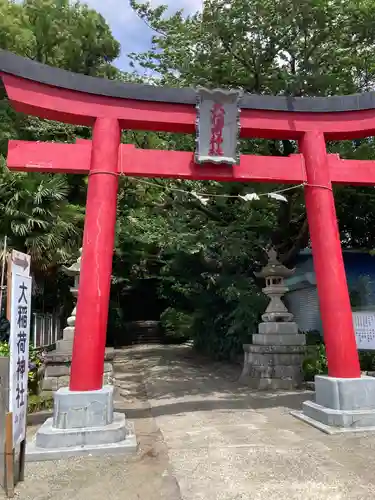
[114,345,312,419]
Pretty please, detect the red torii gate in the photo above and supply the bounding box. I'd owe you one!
[2,50,375,397]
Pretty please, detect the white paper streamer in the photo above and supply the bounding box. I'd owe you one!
[192,191,210,206]
[267,192,288,202]
[239,193,261,201]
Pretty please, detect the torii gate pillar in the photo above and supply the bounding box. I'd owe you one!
[294,131,375,433]
[70,118,120,392]
[301,131,361,379]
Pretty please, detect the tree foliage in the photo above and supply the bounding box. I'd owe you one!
[0,0,119,313]
[0,158,83,269]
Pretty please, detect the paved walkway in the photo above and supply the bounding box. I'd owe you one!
[8,345,375,499]
[135,345,375,500]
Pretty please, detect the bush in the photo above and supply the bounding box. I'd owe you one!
[0,341,45,395]
[302,344,328,381]
[304,330,323,346]
[28,393,53,414]
[160,307,192,344]
[0,342,9,357]
[302,341,375,381]
[359,350,375,372]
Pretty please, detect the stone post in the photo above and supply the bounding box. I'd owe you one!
[42,249,114,393]
[240,248,306,390]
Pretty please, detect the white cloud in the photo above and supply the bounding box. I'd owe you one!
[82,0,202,69]
[84,0,202,21]
[82,0,135,25]
[150,0,202,12]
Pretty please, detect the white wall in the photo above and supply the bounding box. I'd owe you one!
[284,285,322,332]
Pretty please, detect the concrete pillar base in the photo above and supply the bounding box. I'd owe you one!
[292,375,375,434]
[26,385,137,461]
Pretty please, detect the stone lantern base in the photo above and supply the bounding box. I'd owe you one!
[42,349,115,394]
[240,322,306,390]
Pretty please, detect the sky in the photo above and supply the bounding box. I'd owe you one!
[83,0,202,70]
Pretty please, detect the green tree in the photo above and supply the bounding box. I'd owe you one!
[0,0,35,56]
[0,0,120,314]
[0,157,83,270]
[130,0,375,94]
[0,0,120,76]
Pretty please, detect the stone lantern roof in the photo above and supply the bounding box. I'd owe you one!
[61,248,82,277]
[254,247,295,280]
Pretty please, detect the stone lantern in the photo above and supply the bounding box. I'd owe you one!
[59,248,82,348]
[240,247,306,390]
[254,247,295,324]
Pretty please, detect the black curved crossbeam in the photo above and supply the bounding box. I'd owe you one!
[1,49,375,113]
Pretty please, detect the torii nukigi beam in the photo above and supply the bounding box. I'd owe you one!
[3,50,375,391]
[7,140,375,186]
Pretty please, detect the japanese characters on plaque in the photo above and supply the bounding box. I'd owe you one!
[195,87,242,166]
[353,312,375,350]
[9,272,32,446]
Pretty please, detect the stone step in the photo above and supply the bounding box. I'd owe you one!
[124,320,163,345]
[132,335,162,345]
